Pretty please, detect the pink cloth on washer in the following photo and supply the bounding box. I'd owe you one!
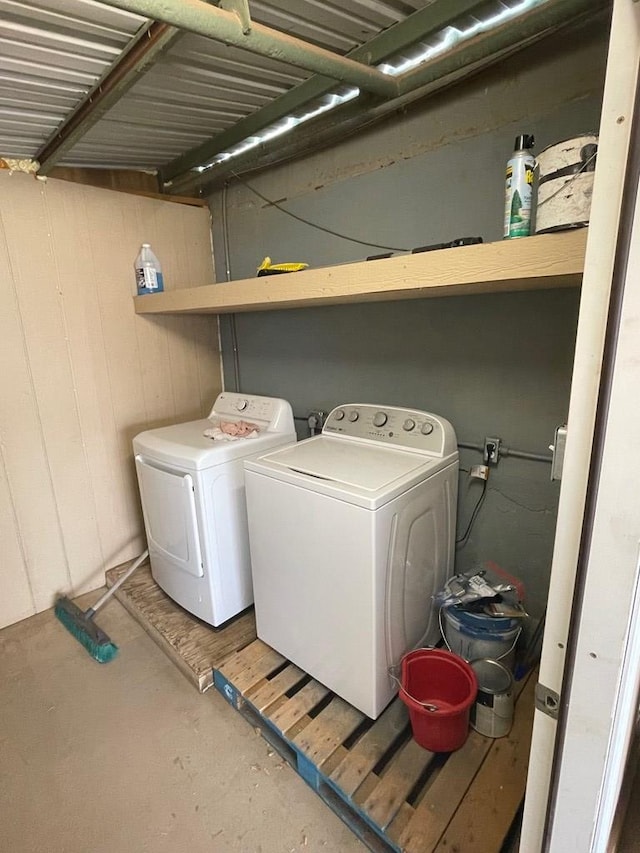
[220,420,259,436]
[203,419,260,441]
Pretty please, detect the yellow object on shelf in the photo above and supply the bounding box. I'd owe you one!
[257,256,309,276]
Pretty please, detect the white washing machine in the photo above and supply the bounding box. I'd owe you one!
[244,403,458,719]
[133,392,295,627]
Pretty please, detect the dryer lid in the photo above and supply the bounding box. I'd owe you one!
[132,393,296,470]
[133,418,296,470]
[261,436,434,491]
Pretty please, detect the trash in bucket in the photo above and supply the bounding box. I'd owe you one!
[399,649,477,752]
[434,565,527,671]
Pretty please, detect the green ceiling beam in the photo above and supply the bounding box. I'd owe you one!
[162,0,489,184]
[102,0,398,98]
[37,21,182,175]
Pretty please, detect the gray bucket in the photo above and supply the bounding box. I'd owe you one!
[441,606,520,671]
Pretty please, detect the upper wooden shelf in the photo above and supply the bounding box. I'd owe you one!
[134,229,587,316]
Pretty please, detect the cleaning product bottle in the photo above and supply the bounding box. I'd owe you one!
[134,243,164,295]
[504,134,535,239]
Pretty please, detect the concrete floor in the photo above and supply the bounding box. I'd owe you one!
[0,594,365,853]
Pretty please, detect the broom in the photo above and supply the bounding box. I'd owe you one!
[54,549,149,663]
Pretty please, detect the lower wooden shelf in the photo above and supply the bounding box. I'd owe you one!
[105,560,256,691]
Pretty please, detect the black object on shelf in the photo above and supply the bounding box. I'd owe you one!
[411,236,484,254]
[366,237,483,262]
[365,252,394,261]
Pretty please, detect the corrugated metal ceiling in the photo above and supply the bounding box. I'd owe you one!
[2,0,438,168]
[0,0,144,157]
[68,33,313,167]
[0,0,607,192]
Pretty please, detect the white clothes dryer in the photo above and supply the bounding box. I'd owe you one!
[133,392,295,626]
[244,404,458,719]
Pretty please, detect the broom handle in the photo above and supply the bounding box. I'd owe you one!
[87,549,149,617]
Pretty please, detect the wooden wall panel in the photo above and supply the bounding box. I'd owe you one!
[0,457,33,626]
[162,316,206,420]
[0,172,220,628]
[0,185,71,610]
[0,231,37,624]
[3,179,107,601]
[45,181,131,590]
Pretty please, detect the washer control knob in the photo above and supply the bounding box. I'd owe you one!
[334,409,345,421]
[403,418,416,432]
[236,399,249,411]
[373,412,388,427]
[348,410,359,422]
[421,421,434,435]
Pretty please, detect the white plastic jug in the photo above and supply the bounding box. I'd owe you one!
[135,243,164,295]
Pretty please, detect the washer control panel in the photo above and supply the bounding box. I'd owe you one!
[210,392,293,430]
[323,404,456,455]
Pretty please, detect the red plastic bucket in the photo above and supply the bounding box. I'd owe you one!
[399,649,478,752]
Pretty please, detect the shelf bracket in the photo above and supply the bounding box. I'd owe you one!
[220,0,252,34]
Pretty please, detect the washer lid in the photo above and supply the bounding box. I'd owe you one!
[266,437,429,491]
[246,435,459,510]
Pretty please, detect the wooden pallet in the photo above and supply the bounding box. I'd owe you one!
[215,640,535,853]
[105,560,256,691]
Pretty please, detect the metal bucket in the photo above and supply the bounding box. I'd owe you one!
[441,606,520,671]
[535,134,598,233]
[470,659,514,738]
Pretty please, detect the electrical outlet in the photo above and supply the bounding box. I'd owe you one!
[483,436,501,465]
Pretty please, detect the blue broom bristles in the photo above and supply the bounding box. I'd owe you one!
[54,597,119,664]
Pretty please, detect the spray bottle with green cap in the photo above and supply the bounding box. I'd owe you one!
[504,134,535,238]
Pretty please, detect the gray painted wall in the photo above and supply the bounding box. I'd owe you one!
[208,18,609,619]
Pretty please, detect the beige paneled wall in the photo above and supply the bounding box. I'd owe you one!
[0,172,221,629]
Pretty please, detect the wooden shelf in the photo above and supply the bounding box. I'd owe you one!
[134,229,587,316]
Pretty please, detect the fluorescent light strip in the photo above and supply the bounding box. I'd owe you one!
[200,88,359,169]
[380,0,541,76]
[196,0,545,173]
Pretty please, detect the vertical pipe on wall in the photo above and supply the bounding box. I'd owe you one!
[221,182,241,391]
